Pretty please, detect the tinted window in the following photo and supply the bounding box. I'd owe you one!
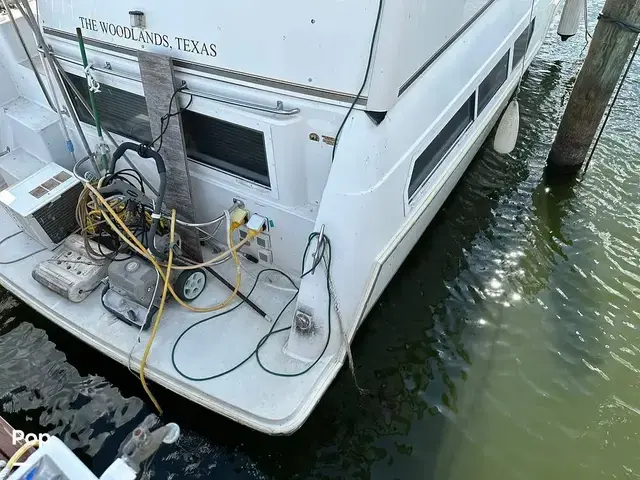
[66,73,152,144]
[66,73,271,188]
[409,94,475,199]
[182,111,270,187]
[478,52,509,114]
[513,19,536,69]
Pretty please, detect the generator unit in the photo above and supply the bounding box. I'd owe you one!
[0,163,81,250]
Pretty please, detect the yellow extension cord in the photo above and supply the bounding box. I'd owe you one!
[2,440,39,474]
[140,209,175,414]
[83,181,255,312]
[82,182,257,412]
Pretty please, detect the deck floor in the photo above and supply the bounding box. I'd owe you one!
[0,211,343,434]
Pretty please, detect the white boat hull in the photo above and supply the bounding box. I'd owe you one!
[0,0,560,434]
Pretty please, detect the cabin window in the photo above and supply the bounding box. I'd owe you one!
[477,52,510,114]
[181,111,270,188]
[512,19,537,69]
[408,93,476,199]
[66,73,271,188]
[65,73,152,144]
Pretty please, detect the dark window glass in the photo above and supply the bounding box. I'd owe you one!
[478,52,509,114]
[66,73,271,187]
[181,111,270,187]
[66,73,152,144]
[512,18,536,69]
[409,94,475,199]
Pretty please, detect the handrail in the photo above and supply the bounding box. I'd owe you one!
[37,46,141,82]
[180,83,300,116]
[39,48,300,117]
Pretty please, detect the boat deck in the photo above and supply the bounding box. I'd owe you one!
[0,211,343,434]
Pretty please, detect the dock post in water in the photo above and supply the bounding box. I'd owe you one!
[547,0,640,173]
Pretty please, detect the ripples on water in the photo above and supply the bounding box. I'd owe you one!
[1,3,639,479]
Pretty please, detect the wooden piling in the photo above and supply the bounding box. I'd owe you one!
[547,0,640,172]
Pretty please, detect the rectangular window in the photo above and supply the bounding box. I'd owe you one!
[512,19,536,69]
[408,93,475,199]
[66,73,271,188]
[477,52,509,114]
[65,73,152,144]
[181,111,270,188]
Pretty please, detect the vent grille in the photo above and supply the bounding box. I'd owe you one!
[32,183,82,244]
[182,110,270,187]
[66,73,152,144]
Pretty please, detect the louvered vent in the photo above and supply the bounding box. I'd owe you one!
[32,183,83,244]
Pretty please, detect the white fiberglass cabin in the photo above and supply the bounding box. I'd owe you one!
[0,0,560,434]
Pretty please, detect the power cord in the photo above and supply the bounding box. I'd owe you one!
[332,0,384,162]
[0,231,46,264]
[170,232,333,381]
[140,86,193,155]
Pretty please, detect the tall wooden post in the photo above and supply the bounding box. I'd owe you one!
[547,0,640,172]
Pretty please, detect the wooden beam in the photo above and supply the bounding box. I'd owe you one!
[547,0,640,171]
[138,51,203,261]
[0,416,34,462]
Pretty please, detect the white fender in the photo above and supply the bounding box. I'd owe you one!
[557,0,583,41]
[493,100,520,155]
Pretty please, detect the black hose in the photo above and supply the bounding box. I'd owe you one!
[109,142,167,257]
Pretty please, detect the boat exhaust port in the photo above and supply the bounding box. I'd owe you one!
[294,308,317,337]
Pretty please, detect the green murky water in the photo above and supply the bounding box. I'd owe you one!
[1,2,639,478]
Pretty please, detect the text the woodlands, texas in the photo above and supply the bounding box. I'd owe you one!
[79,16,217,57]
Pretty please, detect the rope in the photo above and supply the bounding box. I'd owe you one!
[584,36,640,173]
[324,258,368,394]
[598,13,640,34]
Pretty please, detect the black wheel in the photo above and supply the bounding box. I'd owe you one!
[174,269,207,302]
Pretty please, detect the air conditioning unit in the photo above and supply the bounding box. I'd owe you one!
[0,163,82,250]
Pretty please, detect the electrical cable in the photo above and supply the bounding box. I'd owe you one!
[584,36,640,173]
[170,232,333,381]
[331,0,384,162]
[0,231,46,264]
[138,209,176,414]
[170,268,298,381]
[255,232,332,377]
[0,439,39,478]
[81,180,254,312]
[140,86,193,156]
[203,265,270,320]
